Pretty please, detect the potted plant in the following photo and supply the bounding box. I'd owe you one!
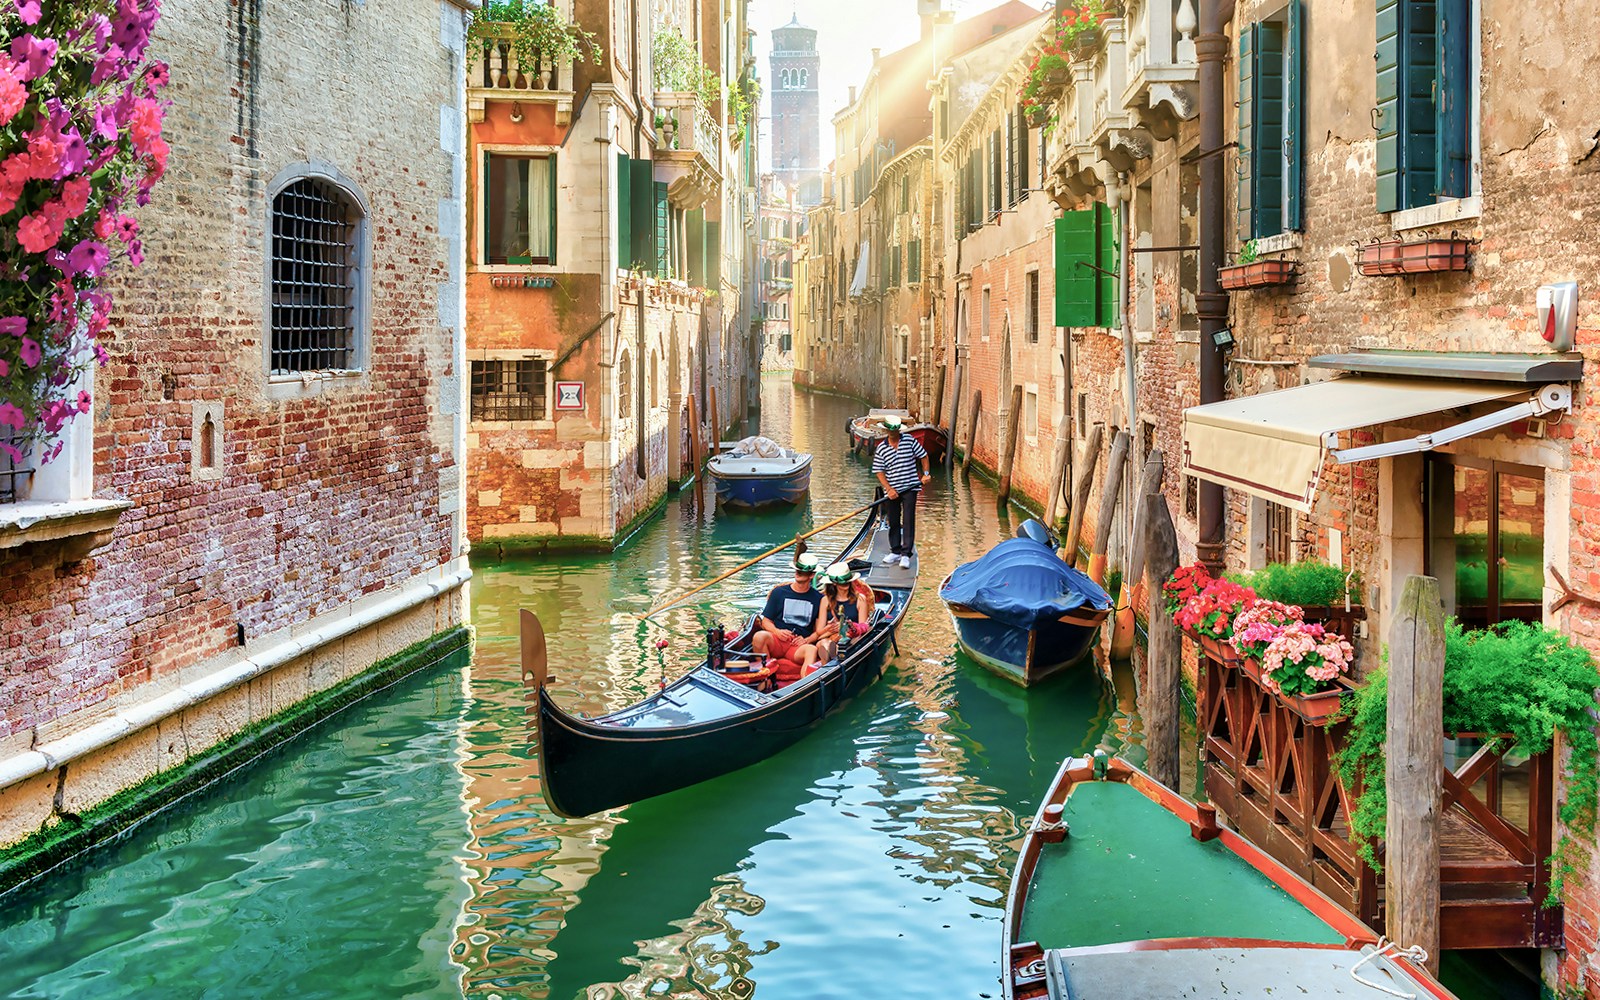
[469,1,603,84]
[1218,239,1298,291]
[1228,600,1302,670]
[1230,560,1365,638]
[1357,234,1472,277]
[1174,576,1256,665]
[1256,621,1354,723]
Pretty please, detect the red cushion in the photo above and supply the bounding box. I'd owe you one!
[772,657,805,683]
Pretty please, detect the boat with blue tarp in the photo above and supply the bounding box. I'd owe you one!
[706,435,813,509]
[938,520,1111,686]
[1005,753,1458,1000]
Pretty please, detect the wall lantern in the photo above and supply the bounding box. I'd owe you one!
[1211,328,1235,350]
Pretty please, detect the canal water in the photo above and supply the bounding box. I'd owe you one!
[0,377,1138,999]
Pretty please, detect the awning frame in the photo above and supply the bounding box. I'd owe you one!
[1329,384,1572,464]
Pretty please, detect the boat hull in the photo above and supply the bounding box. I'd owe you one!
[848,417,947,464]
[709,462,811,509]
[950,609,1102,687]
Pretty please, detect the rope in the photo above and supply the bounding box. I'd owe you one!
[1348,936,1431,999]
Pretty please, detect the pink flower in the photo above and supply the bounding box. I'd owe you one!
[0,316,25,337]
[9,33,56,81]
[0,61,25,127]
[61,177,91,217]
[0,401,24,430]
[76,390,91,413]
[0,358,8,377]
[18,336,41,367]
[0,441,22,464]
[114,215,139,242]
[11,0,41,25]
[16,205,65,253]
[129,98,163,156]
[67,241,109,278]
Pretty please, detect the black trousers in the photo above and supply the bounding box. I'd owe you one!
[887,488,919,555]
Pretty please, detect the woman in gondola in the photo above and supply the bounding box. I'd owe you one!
[814,562,875,666]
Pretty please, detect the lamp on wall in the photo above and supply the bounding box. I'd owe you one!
[1211,328,1235,351]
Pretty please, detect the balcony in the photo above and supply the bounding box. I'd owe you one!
[1121,0,1199,137]
[1043,20,1150,202]
[466,28,574,126]
[654,91,724,209]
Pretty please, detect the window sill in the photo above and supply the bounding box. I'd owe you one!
[0,498,132,561]
[470,419,555,431]
[1252,231,1303,255]
[1390,196,1481,234]
[267,370,365,401]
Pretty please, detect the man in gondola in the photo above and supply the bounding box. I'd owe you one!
[871,413,931,569]
[751,551,835,677]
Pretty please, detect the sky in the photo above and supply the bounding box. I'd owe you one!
[749,0,1047,169]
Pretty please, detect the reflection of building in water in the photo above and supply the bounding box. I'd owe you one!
[585,875,761,999]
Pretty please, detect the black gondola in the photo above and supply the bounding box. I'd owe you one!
[522,507,917,818]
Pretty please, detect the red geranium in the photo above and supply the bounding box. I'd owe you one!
[1162,562,1212,617]
[1176,578,1257,640]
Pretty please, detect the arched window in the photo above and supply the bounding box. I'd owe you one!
[269,172,366,374]
[800,69,808,88]
[618,350,633,417]
[649,350,659,409]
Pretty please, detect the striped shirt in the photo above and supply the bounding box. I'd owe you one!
[872,435,928,492]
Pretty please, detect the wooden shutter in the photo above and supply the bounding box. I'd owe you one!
[1237,25,1256,239]
[1403,0,1440,209]
[1436,0,1471,198]
[989,130,1001,218]
[1253,21,1286,238]
[1006,111,1017,207]
[546,153,558,264]
[1284,1,1305,231]
[1095,201,1118,329]
[616,153,632,267]
[630,159,654,269]
[1018,115,1031,199]
[1054,211,1097,328]
[653,181,669,275]
[705,220,721,287]
[1375,0,1402,212]
[687,207,705,286]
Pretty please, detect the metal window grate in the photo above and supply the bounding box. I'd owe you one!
[1184,474,1198,518]
[0,432,32,504]
[470,359,548,422]
[1265,501,1293,564]
[270,178,358,375]
[1026,272,1040,342]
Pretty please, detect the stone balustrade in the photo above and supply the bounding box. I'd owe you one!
[466,28,574,125]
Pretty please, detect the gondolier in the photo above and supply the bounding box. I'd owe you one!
[871,413,930,568]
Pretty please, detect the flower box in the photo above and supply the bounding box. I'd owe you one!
[1240,655,1349,726]
[1191,632,1240,668]
[1358,236,1473,277]
[1217,259,1297,291]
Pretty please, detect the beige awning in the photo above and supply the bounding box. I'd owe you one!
[1182,377,1528,513]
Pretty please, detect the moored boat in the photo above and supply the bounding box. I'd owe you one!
[1004,754,1456,1000]
[706,436,812,509]
[847,409,948,463]
[939,520,1111,686]
[523,509,917,818]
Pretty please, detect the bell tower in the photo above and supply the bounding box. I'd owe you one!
[769,14,821,205]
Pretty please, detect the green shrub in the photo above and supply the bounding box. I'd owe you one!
[1226,561,1360,608]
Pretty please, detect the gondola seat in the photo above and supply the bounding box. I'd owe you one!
[771,657,806,685]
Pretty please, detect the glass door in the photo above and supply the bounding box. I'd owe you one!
[1425,455,1545,628]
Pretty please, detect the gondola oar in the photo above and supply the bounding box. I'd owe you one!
[636,496,887,621]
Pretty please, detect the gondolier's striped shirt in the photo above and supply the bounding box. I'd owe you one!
[872,435,928,492]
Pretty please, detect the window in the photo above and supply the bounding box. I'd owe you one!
[907,239,921,284]
[0,430,30,503]
[470,358,549,422]
[1237,4,1304,238]
[484,152,556,265]
[1184,474,1199,518]
[981,287,991,342]
[988,129,1002,219]
[1426,455,1544,628]
[617,351,633,417]
[1025,270,1040,343]
[1376,0,1473,212]
[270,177,362,374]
[1264,500,1293,564]
[1024,388,1039,439]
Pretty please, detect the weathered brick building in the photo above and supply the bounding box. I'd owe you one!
[757,173,799,372]
[465,0,759,553]
[0,0,473,855]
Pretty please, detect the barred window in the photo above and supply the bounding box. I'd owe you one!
[1265,501,1293,564]
[0,430,32,504]
[470,359,549,422]
[270,177,362,375]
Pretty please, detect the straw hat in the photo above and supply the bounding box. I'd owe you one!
[881,413,904,431]
[824,561,859,585]
[795,552,820,573]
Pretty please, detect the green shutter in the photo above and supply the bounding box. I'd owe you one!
[1018,114,1030,199]
[1055,211,1097,327]
[705,220,721,288]
[546,152,558,265]
[616,153,632,268]
[1284,1,1305,231]
[1095,201,1118,330]
[687,208,705,287]
[1375,0,1402,212]
[1403,0,1440,209]
[1237,25,1256,239]
[653,181,669,275]
[1006,111,1017,207]
[630,159,654,269]
[1436,0,1470,199]
[1252,21,1286,238]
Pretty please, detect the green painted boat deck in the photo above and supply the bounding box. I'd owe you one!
[1019,781,1347,950]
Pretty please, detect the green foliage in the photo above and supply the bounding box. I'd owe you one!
[469,1,602,70]
[1335,620,1600,902]
[728,74,760,148]
[653,27,719,104]
[1226,561,1360,608]
[1237,239,1260,264]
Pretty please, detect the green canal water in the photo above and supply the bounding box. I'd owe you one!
[0,376,1523,999]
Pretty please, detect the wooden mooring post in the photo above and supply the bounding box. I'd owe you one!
[961,390,981,476]
[931,365,947,428]
[1043,430,1072,527]
[709,386,721,455]
[1140,490,1182,788]
[997,384,1024,503]
[1112,449,1164,658]
[1087,429,1130,586]
[1387,574,1446,974]
[1062,424,1103,566]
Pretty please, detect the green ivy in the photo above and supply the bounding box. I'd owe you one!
[1227,560,1360,608]
[1335,619,1600,904]
[469,0,602,71]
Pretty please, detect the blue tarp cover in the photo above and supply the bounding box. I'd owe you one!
[939,537,1111,630]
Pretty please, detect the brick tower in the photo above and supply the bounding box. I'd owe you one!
[769,13,822,205]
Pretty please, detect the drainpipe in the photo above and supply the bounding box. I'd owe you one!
[1195,0,1233,574]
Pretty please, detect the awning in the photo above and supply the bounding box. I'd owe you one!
[1182,377,1571,513]
[849,240,869,296]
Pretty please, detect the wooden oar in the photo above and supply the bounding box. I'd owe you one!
[637,498,885,620]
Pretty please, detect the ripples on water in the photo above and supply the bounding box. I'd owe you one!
[0,377,1139,999]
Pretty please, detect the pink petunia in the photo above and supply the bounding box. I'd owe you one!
[11,0,41,25]
[67,241,109,278]
[76,390,91,413]
[9,33,56,81]
[0,316,24,337]
[0,401,24,430]
[0,60,24,127]
[0,358,8,377]
[129,98,163,156]
[18,336,40,367]
[0,441,22,464]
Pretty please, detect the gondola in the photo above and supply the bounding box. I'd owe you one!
[522,507,917,818]
[1004,753,1457,1000]
[940,520,1112,687]
[706,439,813,509]
[847,409,948,464]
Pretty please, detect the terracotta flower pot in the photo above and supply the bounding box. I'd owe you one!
[1185,629,1240,668]
[1281,687,1345,726]
[1359,236,1472,276]
[1218,258,1297,291]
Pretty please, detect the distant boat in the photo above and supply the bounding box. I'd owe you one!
[706,436,812,509]
[847,409,949,464]
[1004,754,1458,1000]
[939,520,1111,686]
[524,511,917,818]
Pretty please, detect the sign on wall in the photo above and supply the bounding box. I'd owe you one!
[554,381,585,411]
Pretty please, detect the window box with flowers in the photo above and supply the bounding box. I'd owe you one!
[1357,233,1474,277]
[0,0,168,556]
[1016,2,1120,122]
